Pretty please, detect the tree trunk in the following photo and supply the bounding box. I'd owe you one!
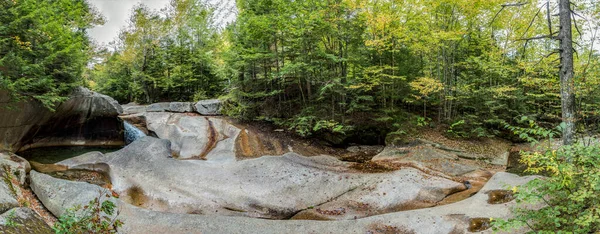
[558,0,576,145]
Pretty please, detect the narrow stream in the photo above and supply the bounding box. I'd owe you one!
[124,121,146,144]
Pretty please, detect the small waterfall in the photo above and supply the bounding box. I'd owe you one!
[124,122,146,144]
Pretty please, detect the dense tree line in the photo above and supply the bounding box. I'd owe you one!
[0,0,103,108]
[221,0,600,144]
[5,0,597,144]
[89,0,225,104]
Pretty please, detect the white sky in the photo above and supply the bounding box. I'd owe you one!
[88,0,170,46]
[87,0,236,46]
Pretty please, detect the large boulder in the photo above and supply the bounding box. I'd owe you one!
[0,152,30,213]
[30,163,536,234]
[55,136,467,220]
[373,145,480,177]
[29,171,118,219]
[146,102,170,112]
[144,112,240,161]
[122,103,147,115]
[0,207,53,234]
[0,87,124,152]
[194,99,222,115]
[168,102,194,113]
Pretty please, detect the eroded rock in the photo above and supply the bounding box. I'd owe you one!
[0,87,124,152]
[30,167,537,234]
[55,137,467,220]
[372,146,479,176]
[144,112,240,160]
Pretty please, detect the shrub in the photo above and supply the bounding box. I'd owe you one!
[53,191,123,234]
[492,141,600,233]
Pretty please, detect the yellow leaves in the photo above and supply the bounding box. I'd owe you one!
[490,85,517,99]
[432,30,466,42]
[511,186,518,193]
[13,36,32,51]
[410,77,443,99]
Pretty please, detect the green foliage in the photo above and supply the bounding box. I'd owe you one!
[447,120,467,138]
[222,0,596,141]
[0,0,103,109]
[85,0,600,144]
[53,191,123,234]
[493,141,600,233]
[504,116,559,143]
[4,210,21,228]
[90,0,224,104]
[416,117,431,127]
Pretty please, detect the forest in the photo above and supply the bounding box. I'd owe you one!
[1,0,598,145]
[1,0,600,233]
[89,0,600,146]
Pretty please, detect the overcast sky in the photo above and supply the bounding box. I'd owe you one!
[87,0,170,46]
[88,0,236,47]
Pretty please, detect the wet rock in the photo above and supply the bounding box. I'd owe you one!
[468,217,492,232]
[346,145,385,154]
[194,99,222,115]
[120,114,149,135]
[487,190,515,204]
[0,207,53,234]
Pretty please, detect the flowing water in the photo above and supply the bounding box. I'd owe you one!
[124,121,146,144]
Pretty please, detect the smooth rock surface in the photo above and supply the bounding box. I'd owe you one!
[30,171,117,218]
[0,87,124,152]
[56,137,466,220]
[0,207,53,234]
[31,167,535,234]
[144,112,240,160]
[194,99,222,115]
[373,146,480,176]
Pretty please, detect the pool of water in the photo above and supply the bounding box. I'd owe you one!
[18,146,122,164]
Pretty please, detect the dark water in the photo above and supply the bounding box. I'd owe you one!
[18,146,121,164]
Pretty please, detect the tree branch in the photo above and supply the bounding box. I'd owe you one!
[502,2,528,7]
[517,35,554,41]
[533,51,559,67]
[489,2,529,30]
[546,1,552,35]
[519,4,545,41]
[571,10,583,40]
